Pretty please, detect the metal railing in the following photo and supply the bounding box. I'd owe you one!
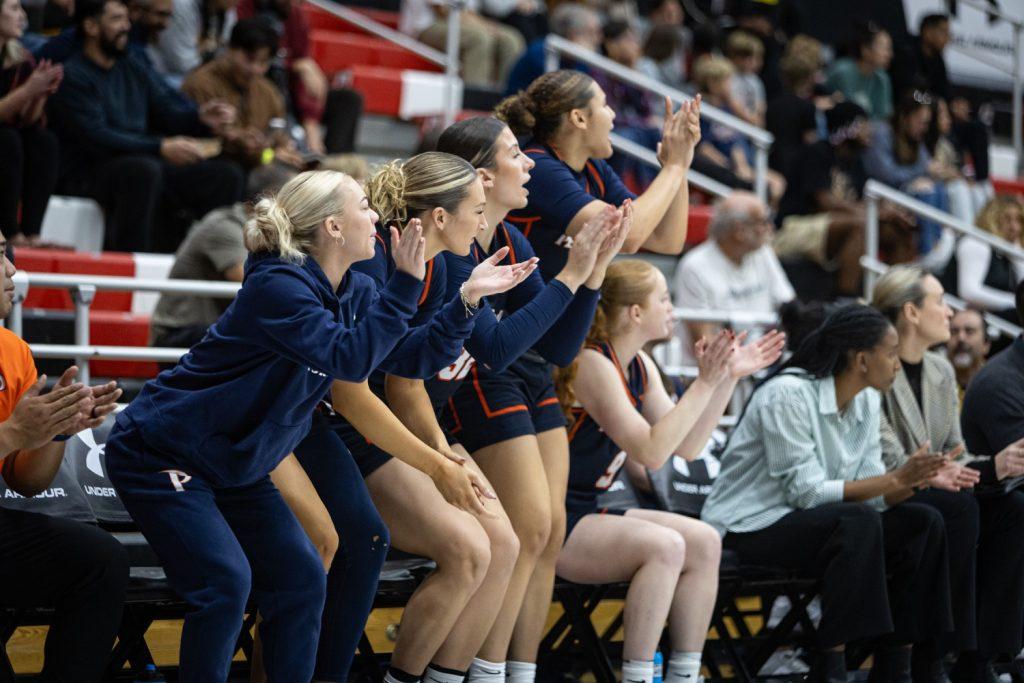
[949,0,1022,173]
[543,34,774,203]
[9,271,241,385]
[304,0,463,126]
[862,178,1024,297]
[611,133,732,198]
[861,255,1022,340]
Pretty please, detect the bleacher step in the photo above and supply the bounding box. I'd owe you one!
[356,114,423,157]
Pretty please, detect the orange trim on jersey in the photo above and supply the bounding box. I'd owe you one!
[507,215,541,239]
[523,146,546,155]
[500,223,517,264]
[374,232,386,248]
[585,161,606,197]
[636,355,649,400]
[587,342,637,408]
[566,408,587,442]
[447,397,463,435]
[418,259,434,306]
[536,397,559,408]
[471,365,528,418]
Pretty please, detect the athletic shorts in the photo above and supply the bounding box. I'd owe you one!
[442,354,567,453]
[329,407,458,480]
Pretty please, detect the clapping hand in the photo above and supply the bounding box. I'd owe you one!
[728,329,786,379]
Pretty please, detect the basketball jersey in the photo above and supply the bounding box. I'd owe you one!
[0,328,37,423]
[507,142,635,283]
[565,341,649,514]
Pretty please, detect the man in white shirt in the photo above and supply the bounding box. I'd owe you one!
[674,191,794,360]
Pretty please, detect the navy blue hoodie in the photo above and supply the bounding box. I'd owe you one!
[117,251,423,487]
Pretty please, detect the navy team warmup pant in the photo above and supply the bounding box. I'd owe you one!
[105,424,327,682]
[295,413,391,682]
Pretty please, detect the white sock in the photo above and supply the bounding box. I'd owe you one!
[665,651,702,682]
[423,664,466,683]
[468,658,505,682]
[622,659,655,683]
[505,660,536,683]
[384,672,420,683]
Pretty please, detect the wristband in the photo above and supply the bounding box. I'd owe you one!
[459,283,479,317]
[52,434,72,442]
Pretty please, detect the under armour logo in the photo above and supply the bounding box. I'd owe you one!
[161,469,192,492]
[77,429,105,478]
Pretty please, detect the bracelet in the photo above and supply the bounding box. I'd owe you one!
[52,434,72,442]
[459,283,479,317]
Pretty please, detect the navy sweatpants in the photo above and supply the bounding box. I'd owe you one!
[295,412,390,682]
[105,423,327,683]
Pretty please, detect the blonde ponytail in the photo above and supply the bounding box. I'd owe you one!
[365,152,477,230]
[365,160,408,228]
[244,170,350,263]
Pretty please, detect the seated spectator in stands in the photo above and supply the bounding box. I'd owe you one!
[953,195,1024,323]
[946,306,990,398]
[926,97,991,223]
[483,0,546,45]
[765,40,820,180]
[636,0,690,89]
[865,91,953,269]
[49,0,246,253]
[238,0,364,155]
[400,0,525,89]
[724,30,765,127]
[775,102,914,296]
[872,265,1024,683]
[0,229,129,683]
[151,162,295,352]
[701,303,953,683]
[150,0,235,87]
[826,23,893,121]
[693,55,785,205]
[506,2,600,96]
[182,19,302,169]
[673,191,793,361]
[0,0,61,246]
[891,13,950,104]
[34,0,173,69]
[731,0,783,99]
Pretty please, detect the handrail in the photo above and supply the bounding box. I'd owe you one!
[955,0,1023,29]
[673,307,777,326]
[543,34,774,203]
[13,271,241,297]
[610,132,732,198]
[861,255,1022,340]
[29,344,188,363]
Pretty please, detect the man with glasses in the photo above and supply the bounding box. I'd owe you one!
[673,190,794,361]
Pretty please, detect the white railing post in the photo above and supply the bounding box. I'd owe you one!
[443,0,463,128]
[864,193,879,300]
[544,37,558,73]
[753,143,769,204]
[71,285,95,385]
[8,270,27,338]
[1014,22,1022,175]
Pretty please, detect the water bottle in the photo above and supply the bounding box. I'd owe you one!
[653,651,664,683]
[133,664,166,682]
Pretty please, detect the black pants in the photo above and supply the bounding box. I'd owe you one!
[0,507,129,682]
[323,88,364,154]
[724,502,953,648]
[975,491,1024,657]
[910,489,979,654]
[63,155,245,253]
[0,125,59,238]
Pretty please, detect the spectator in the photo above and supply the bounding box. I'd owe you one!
[765,43,821,181]
[483,0,546,45]
[0,229,129,683]
[150,0,235,87]
[33,0,174,68]
[891,13,950,102]
[731,0,784,99]
[925,97,991,223]
[182,18,301,169]
[825,23,894,121]
[953,195,1024,322]
[400,0,524,89]
[636,0,690,89]
[693,55,785,204]
[775,102,891,295]
[701,303,952,683]
[946,306,991,399]
[0,0,61,246]
[724,30,765,127]
[864,91,952,268]
[673,191,794,361]
[961,280,1024,468]
[49,0,246,252]
[238,0,364,155]
[505,2,600,96]
[872,265,1024,683]
[151,162,295,352]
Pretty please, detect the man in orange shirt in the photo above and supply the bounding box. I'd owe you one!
[0,230,128,682]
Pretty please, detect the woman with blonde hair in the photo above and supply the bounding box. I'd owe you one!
[554,259,785,683]
[871,264,1024,682]
[953,195,1024,321]
[0,0,62,244]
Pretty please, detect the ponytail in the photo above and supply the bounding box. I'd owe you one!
[365,152,478,229]
[781,304,892,378]
[495,69,596,144]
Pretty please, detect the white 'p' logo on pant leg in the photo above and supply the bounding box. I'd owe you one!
[160,469,192,492]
